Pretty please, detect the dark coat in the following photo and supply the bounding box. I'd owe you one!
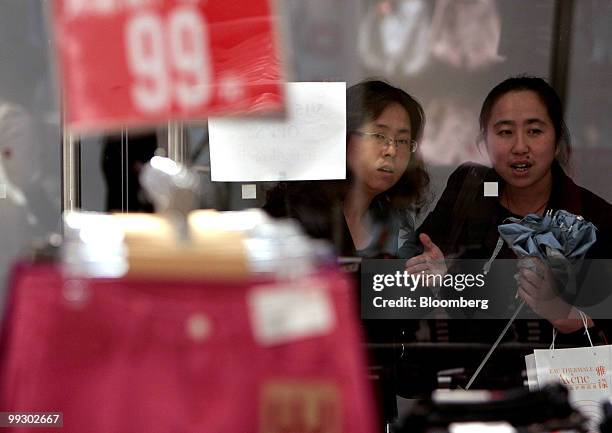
[405,161,612,260]
[404,161,612,344]
[263,181,417,258]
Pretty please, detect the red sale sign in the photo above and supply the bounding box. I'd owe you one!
[52,0,285,131]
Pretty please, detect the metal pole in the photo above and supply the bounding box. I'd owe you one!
[167,121,187,165]
[549,0,575,105]
[61,127,80,212]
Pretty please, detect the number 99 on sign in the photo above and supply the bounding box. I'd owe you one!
[126,6,212,113]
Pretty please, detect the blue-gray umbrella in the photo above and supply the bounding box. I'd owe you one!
[484,210,598,296]
[483,210,597,283]
[497,210,597,261]
[467,210,598,390]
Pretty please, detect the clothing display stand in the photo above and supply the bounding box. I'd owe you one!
[0,210,378,433]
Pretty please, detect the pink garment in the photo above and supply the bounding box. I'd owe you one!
[0,263,376,433]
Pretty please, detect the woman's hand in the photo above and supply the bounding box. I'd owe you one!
[405,233,447,280]
[516,257,565,318]
[516,257,591,332]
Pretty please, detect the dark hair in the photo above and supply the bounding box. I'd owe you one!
[479,75,571,168]
[347,80,425,143]
[263,80,430,245]
[345,79,430,212]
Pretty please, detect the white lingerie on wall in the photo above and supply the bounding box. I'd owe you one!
[358,0,431,76]
[358,0,506,75]
[583,0,612,64]
[430,0,505,70]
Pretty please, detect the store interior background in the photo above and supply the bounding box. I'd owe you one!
[0,0,611,303]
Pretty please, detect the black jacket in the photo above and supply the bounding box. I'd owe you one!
[404,162,612,344]
[263,181,417,258]
[408,162,612,260]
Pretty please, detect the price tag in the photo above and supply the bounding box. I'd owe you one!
[248,283,336,346]
[53,0,285,131]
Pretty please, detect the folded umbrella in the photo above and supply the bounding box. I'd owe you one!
[497,210,597,261]
[467,210,598,389]
[494,210,598,297]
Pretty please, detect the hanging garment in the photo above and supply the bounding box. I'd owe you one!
[430,0,505,70]
[0,263,377,433]
[286,0,355,81]
[0,102,42,307]
[358,0,431,76]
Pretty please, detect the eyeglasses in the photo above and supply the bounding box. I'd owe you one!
[353,131,418,153]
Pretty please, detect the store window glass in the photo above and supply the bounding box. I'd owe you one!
[1,2,612,427]
[0,0,60,298]
[566,0,612,202]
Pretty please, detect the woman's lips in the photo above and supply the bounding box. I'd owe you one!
[509,161,532,175]
[377,166,394,174]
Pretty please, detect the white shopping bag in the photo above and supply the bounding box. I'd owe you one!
[525,314,612,432]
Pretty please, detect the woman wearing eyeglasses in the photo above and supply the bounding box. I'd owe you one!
[264,80,429,258]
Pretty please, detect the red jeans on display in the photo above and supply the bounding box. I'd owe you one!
[0,263,376,433]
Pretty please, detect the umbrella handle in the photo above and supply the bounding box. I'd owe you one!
[465,299,525,390]
[483,236,504,275]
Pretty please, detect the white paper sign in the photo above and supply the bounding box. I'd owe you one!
[209,82,346,181]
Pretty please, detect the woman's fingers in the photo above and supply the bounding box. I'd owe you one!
[404,234,448,285]
[405,234,445,267]
[405,254,427,267]
[518,257,549,280]
[419,233,444,259]
[405,262,430,274]
[419,233,433,248]
[404,253,444,273]
[518,268,541,288]
[517,287,538,312]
